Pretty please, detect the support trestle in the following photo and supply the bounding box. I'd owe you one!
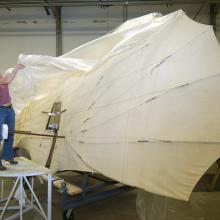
[59,171,134,220]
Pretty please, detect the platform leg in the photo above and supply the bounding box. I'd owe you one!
[19,177,23,220]
[48,174,52,220]
[0,177,20,220]
[31,177,34,207]
[0,179,3,201]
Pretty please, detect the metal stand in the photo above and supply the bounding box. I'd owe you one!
[60,171,133,220]
[203,159,220,191]
[0,157,52,220]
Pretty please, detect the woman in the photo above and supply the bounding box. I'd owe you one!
[0,64,24,170]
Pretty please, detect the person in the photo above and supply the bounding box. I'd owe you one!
[0,64,24,170]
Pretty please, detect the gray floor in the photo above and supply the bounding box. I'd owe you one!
[0,173,138,220]
[2,171,220,220]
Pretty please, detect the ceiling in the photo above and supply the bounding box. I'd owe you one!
[0,0,219,8]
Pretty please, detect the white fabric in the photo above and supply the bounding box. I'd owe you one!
[14,184,27,205]
[10,10,220,200]
[2,124,8,139]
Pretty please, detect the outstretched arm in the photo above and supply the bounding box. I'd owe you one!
[0,64,24,85]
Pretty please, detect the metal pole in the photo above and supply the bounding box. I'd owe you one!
[193,0,208,20]
[19,177,23,220]
[1,1,220,7]
[123,3,128,22]
[209,3,218,32]
[31,177,34,207]
[52,6,62,56]
[1,179,3,201]
[48,174,52,220]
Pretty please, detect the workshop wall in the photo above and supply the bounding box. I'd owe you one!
[0,4,218,71]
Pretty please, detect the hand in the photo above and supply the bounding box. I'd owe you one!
[15,64,25,70]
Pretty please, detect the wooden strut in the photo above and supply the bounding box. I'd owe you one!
[13,130,65,139]
[45,102,63,168]
[10,102,65,168]
[46,129,58,168]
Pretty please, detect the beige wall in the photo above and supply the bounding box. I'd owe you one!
[0,4,219,71]
[0,35,56,71]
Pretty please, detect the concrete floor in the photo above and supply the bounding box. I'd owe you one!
[2,165,220,220]
[0,172,138,220]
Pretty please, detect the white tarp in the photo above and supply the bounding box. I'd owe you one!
[10,10,220,201]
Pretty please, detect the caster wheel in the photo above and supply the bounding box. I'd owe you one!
[63,209,75,220]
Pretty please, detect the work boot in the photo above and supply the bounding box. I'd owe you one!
[0,161,7,171]
[6,160,18,165]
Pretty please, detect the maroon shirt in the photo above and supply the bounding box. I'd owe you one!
[0,84,11,106]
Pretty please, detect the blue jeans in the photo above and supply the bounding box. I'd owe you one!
[0,107,15,160]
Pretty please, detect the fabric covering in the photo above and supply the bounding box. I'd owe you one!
[136,190,220,220]
[10,10,220,201]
